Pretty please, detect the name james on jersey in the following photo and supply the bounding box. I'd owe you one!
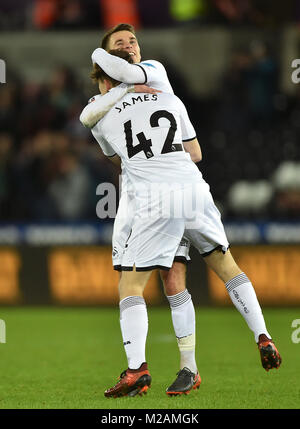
[114,93,158,113]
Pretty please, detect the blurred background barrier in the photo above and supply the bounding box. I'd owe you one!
[0,224,299,306]
[1,1,300,307]
[0,243,161,305]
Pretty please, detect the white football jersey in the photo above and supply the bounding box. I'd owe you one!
[91,49,174,94]
[90,59,175,190]
[92,91,202,188]
[135,59,174,93]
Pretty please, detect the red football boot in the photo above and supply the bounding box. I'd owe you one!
[104,362,151,398]
[258,334,282,371]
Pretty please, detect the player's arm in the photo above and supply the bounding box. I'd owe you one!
[93,132,121,169]
[80,83,135,128]
[177,96,202,163]
[80,83,161,129]
[92,48,146,83]
[183,138,202,163]
[92,49,167,86]
[91,127,117,159]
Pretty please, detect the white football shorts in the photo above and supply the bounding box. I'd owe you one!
[119,181,229,271]
[112,189,190,270]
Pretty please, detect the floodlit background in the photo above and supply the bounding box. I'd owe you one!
[0,0,300,306]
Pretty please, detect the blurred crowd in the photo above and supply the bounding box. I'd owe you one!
[0,0,299,31]
[0,35,300,223]
[0,65,119,221]
[197,39,300,220]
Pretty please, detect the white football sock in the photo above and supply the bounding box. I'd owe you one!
[225,273,271,343]
[167,289,198,374]
[119,296,148,370]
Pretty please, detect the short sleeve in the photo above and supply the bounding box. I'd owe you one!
[91,128,116,157]
[176,96,197,141]
[137,60,174,93]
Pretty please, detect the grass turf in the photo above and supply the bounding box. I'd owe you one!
[0,306,299,409]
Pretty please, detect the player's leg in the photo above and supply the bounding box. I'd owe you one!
[111,190,133,272]
[161,262,201,396]
[203,248,281,370]
[185,181,281,371]
[106,210,185,397]
[160,262,198,374]
[105,269,152,398]
[160,239,201,396]
[203,247,270,340]
[118,269,152,370]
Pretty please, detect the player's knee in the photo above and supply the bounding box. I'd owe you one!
[160,262,186,296]
[119,283,144,301]
[204,249,242,283]
[220,251,242,281]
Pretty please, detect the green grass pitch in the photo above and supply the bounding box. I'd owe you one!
[0,306,299,409]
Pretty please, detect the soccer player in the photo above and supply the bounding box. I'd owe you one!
[81,53,281,398]
[81,23,202,396]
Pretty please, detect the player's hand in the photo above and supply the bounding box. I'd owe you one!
[134,84,162,94]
